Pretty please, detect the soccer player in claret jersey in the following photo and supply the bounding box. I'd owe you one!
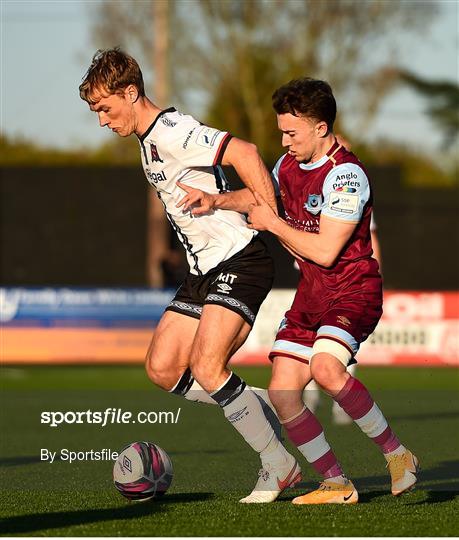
[247,78,419,504]
[79,48,301,503]
[182,78,419,504]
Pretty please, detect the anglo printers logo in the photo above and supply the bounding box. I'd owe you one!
[334,186,357,193]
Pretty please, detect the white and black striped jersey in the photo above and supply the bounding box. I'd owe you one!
[138,108,255,276]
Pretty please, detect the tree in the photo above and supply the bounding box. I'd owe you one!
[87,0,436,165]
[398,70,459,148]
[85,0,441,285]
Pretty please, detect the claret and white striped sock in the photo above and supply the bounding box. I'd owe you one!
[282,407,346,483]
[334,376,405,457]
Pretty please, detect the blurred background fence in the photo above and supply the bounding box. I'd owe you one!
[2,165,458,290]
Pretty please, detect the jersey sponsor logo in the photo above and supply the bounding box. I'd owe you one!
[160,116,177,128]
[195,126,220,148]
[334,186,357,193]
[150,143,163,163]
[333,173,360,191]
[304,194,323,215]
[145,168,167,184]
[286,214,319,233]
[329,192,359,214]
[182,128,196,149]
[334,171,358,182]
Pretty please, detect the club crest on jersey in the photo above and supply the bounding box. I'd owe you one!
[150,143,163,163]
[304,194,323,215]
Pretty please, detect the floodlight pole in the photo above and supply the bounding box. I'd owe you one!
[146,0,170,287]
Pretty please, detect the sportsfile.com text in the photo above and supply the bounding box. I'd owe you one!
[40,408,181,427]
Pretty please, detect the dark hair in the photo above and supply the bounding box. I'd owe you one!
[272,78,336,131]
[79,47,145,104]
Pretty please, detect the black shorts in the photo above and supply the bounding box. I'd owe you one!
[166,237,274,326]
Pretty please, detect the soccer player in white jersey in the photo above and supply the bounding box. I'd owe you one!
[179,79,418,504]
[79,48,301,503]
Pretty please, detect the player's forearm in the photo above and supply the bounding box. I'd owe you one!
[238,151,278,213]
[269,217,336,267]
[213,188,255,213]
[222,139,277,213]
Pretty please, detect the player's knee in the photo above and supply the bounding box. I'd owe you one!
[310,353,346,394]
[268,384,302,421]
[145,352,177,391]
[310,357,332,389]
[268,387,287,418]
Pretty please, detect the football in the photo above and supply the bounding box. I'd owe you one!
[113,442,173,500]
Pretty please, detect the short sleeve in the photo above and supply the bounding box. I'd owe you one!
[370,213,377,231]
[321,162,370,222]
[271,154,287,197]
[166,121,232,168]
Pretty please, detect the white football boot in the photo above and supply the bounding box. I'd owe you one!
[239,456,301,503]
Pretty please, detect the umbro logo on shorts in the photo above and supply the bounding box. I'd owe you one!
[217,283,232,294]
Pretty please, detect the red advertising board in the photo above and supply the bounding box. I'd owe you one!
[231,291,459,367]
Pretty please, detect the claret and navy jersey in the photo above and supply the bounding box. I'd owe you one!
[269,141,383,363]
[138,108,256,276]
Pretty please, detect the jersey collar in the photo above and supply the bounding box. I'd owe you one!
[138,107,176,142]
[299,139,341,170]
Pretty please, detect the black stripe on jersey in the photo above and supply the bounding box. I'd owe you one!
[213,165,230,194]
[213,133,233,165]
[140,141,149,164]
[157,192,202,276]
[138,107,177,142]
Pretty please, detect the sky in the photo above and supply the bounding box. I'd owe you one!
[1,0,458,152]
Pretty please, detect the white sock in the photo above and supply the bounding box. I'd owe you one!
[211,372,287,461]
[384,445,407,461]
[260,432,292,466]
[170,370,275,409]
[326,474,349,485]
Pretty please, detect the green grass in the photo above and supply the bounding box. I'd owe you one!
[1,365,458,536]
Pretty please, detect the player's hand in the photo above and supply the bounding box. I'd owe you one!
[176,181,216,216]
[247,191,278,231]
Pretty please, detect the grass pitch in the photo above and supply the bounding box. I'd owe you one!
[0,365,458,536]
